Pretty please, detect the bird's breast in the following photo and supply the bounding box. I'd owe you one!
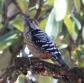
[23,32,51,59]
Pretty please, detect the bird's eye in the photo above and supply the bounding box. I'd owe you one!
[30,20,34,23]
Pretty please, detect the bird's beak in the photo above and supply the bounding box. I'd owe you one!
[22,14,30,26]
[22,14,29,22]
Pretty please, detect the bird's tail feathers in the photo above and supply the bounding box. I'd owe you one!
[53,56,69,68]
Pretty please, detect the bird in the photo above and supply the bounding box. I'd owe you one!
[22,15,69,68]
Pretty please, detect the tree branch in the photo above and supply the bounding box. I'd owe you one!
[14,57,84,83]
[0,0,8,36]
[76,0,84,45]
[34,0,44,20]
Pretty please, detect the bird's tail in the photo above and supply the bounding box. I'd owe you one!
[53,55,69,68]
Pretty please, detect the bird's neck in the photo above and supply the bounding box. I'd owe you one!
[29,27,39,32]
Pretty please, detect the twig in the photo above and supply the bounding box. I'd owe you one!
[34,0,44,20]
[76,0,84,45]
[12,0,23,14]
[0,0,8,36]
[9,34,23,65]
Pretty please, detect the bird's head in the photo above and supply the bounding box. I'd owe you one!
[22,14,39,31]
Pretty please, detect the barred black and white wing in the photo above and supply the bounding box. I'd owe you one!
[31,29,68,67]
[31,29,60,56]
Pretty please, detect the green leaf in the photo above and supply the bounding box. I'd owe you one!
[45,9,59,39]
[0,30,19,50]
[0,49,12,69]
[16,0,29,12]
[35,75,52,83]
[18,74,25,83]
[82,0,84,4]
[59,44,68,49]
[42,0,54,6]
[0,24,3,29]
[28,6,36,12]
[80,62,84,67]
[64,15,77,41]
[45,0,54,5]
[27,6,36,18]
[72,15,81,30]
[49,0,54,5]
[10,15,23,32]
[74,0,80,12]
[54,0,67,21]
[82,27,84,42]
[39,17,48,31]
[0,0,3,14]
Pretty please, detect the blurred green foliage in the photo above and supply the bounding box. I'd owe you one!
[0,0,84,83]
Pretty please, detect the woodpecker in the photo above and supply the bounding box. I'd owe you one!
[22,15,69,67]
